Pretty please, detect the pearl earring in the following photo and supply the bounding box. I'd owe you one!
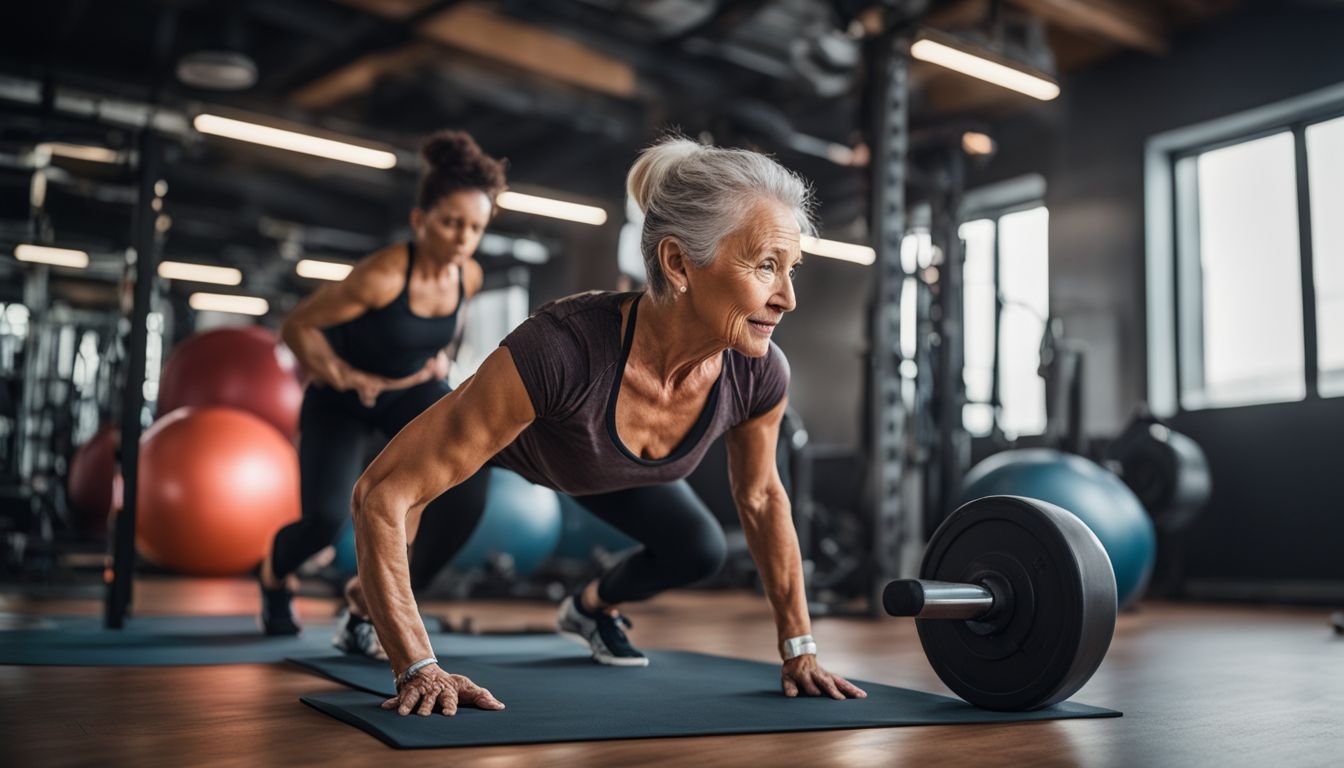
[679,285,687,293]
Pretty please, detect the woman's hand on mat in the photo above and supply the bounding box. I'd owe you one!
[382,666,505,717]
[780,655,867,700]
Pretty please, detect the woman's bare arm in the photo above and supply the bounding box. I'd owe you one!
[280,248,403,389]
[351,346,535,679]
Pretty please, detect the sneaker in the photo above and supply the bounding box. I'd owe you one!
[556,594,648,667]
[332,607,387,660]
[258,580,301,636]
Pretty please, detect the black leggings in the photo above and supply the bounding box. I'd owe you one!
[411,478,728,602]
[269,380,471,578]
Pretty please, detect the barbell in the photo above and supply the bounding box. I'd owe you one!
[883,495,1117,711]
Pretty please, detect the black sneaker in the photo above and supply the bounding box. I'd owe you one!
[258,580,301,636]
[556,594,648,667]
[332,607,387,660]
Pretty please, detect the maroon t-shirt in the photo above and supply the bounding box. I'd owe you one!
[490,291,789,496]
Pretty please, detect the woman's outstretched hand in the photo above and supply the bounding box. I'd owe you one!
[382,665,506,717]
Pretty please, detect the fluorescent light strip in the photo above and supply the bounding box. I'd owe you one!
[158,260,242,285]
[39,142,122,164]
[911,38,1060,101]
[497,191,608,225]
[295,259,354,281]
[193,114,398,169]
[188,292,269,316]
[14,244,89,268]
[801,235,875,266]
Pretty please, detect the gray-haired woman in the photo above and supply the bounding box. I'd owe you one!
[348,137,866,717]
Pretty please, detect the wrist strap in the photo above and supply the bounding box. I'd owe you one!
[782,634,817,660]
[395,657,438,690]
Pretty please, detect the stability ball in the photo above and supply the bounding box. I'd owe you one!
[67,424,119,536]
[960,449,1157,608]
[157,326,304,438]
[554,493,637,559]
[137,407,300,576]
[331,469,562,578]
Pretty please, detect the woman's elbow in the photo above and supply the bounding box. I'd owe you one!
[351,476,400,527]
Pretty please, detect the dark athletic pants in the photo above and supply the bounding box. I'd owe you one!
[271,381,727,602]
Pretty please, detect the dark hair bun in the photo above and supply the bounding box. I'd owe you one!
[417,130,508,208]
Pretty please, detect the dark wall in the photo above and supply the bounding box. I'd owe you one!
[982,2,1344,597]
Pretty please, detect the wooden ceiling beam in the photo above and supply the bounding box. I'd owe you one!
[1008,0,1168,54]
[415,4,636,99]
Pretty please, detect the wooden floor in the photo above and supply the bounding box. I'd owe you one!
[1,578,1340,767]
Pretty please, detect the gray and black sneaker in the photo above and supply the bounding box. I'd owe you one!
[258,580,300,636]
[332,608,387,660]
[556,594,648,667]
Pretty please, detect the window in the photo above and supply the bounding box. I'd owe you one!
[1307,115,1344,396]
[1147,83,1344,413]
[1179,132,1305,408]
[957,206,1049,439]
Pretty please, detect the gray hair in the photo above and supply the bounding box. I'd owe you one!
[627,137,815,302]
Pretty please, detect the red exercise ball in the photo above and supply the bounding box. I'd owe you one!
[67,424,119,536]
[136,407,300,577]
[157,326,304,438]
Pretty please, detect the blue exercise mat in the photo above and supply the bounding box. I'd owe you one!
[0,613,443,666]
[292,636,1120,748]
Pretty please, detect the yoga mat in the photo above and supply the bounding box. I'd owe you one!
[293,636,1120,748]
[0,614,443,666]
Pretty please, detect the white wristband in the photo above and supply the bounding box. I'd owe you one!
[782,634,817,660]
[395,656,439,690]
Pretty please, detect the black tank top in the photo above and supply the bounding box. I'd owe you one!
[324,241,462,378]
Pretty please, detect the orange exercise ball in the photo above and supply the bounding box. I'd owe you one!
[67,424,119,536]
[136,407,300,577]
[157,326,304,438]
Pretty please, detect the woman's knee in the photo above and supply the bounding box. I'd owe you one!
[677,521,727,584]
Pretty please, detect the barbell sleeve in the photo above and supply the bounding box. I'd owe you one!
[882,579,995,620]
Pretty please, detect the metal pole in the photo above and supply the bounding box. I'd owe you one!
[105,129,161,629]
[882,579,995,619]
[864,26,913,615]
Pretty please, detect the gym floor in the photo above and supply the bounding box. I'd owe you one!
[2,580,1338,767]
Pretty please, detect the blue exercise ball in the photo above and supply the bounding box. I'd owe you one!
[553,493,638,560]
[331,468,563,578]
[960,448,1157,609]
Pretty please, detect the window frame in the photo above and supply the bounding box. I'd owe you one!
[959,188,1050,439]
[1144,82,1344,416]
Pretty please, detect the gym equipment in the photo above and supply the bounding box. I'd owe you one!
[1109,411,1211,532]
[553,492,637,560]
[295,636,1116,749]
[960,449,1156,608]
[332,468,562,579]
[136,407,300,576]
[66,424,119,536]
[156,326,303,439]
[883,496,1117,711]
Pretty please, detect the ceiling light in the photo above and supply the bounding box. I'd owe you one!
[177,51,259,91]
[193,114,398,169]
[188,292,269,316]
[962,131,997,156]
[801,235,875,265]
[14,244,89,268]
[37,142,123,164]
[496,191,608,225]
[158,261,242,285]
[911,34,1059,101]
[295,259,354,281]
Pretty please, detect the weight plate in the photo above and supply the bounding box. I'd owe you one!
[915,496,1116,711]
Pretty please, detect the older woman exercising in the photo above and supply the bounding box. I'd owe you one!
[351,137,866,717]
